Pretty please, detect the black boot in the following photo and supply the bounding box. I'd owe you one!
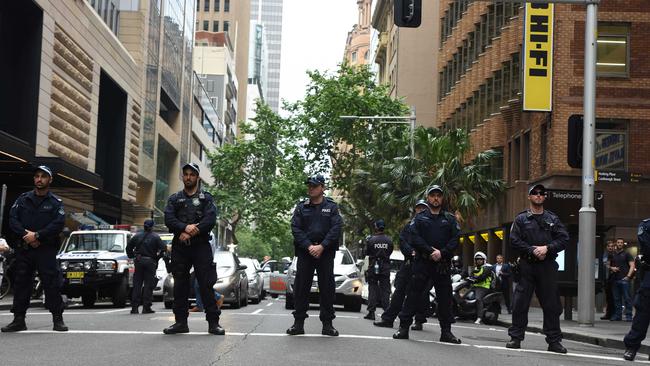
[440,331,461,344]
[393,326,409,339]
[130,306,139,314]
[163,322,189,334]
[52,314,68,332]
[1,314,26,332]
[321,321,339,337]
[364,311,375,320]
[373,319,394,328]
[506,338,521,349]
[623,348,637,361]
[142,306,155,314]
[208,320,225,335]
[286,319,305,335]
[547,342,567,354]
[411,321,424,331]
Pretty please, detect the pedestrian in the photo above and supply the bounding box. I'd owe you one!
[126,219,166,314]
[0,238,9,253]
[610,237,635,322]
[162,162,224,335]
[601,240,616,320]
[190,275,224,312]
[2,165,68,332]
[622,219,650,361]
[494,254,512,314]
[286,174,343,337]
[505,183,569,353]
[364,219,392,321]
[468,251,493,325]
[374,200,430,329]
[393,185,461,344]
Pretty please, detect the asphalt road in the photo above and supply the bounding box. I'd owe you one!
[0,297,647,366]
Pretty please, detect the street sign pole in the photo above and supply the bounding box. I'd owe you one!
[578,0,598,327]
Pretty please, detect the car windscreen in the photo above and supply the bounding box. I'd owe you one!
[239,258,257,275]
[215,252,236,276]
[336,250,354,265]
[64,234,125,253]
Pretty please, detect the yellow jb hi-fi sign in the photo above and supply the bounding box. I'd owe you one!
[523,3,554,111]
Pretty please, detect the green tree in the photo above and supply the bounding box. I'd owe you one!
[208,101,306,258]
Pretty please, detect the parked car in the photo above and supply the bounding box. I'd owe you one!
[260,259,290,298]
[163,250,249,309]
[285,246,363,312]
[153,233,173,300]
[239,257,264,304]
[57,229,135,307]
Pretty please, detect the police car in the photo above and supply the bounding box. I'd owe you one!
[57,227,135,307]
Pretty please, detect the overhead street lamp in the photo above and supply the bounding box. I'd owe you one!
[340,106,417,159]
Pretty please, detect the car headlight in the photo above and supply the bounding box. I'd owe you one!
[347,271,359,279]
[83,261,93,270]
[60,261,68,270]
[96,260,117,271]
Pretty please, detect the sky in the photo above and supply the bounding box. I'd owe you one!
[278,0,360,115]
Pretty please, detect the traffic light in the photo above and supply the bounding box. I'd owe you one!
[394,0,421,28]
[567,115,583,169]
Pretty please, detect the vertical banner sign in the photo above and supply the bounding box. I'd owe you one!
[523,3,554,111]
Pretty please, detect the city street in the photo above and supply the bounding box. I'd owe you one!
[0,298,643,366]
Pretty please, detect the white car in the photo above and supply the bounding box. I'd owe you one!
[153,234,173,300]
[285,246,363,312]
[362,250,404,302]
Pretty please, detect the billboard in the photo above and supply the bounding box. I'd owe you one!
[522,3,554,111]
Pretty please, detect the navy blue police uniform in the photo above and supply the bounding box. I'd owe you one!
[622,219,650,361]
[508,208,569,347]
[365,227,393,314]
[126,223,166,312]
[164,189,219,327]
[8,190,66,317]
[290,196,343,323]
[397,208,460,339]
[376,221,428,326]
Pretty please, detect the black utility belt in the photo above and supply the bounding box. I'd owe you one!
[521,254,556,263]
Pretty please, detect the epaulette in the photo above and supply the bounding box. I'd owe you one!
[443,211,455,221]
[325,197,336,203]
[544,209,559,218]
[49,192,63,202]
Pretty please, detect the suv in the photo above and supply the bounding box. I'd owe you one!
[57,230,134,307]
[285,246,363,312]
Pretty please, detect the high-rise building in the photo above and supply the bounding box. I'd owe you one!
[436,0,650,272]
[372,0,439,127]
[245,20,270,140]
[344,0,372,66]
[195,0,250,127]
[251,0,283,113]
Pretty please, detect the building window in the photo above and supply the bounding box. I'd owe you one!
[214,0,220,12]
[522,131,530,180]
[204,0,210,12]
[512,136,521,181]
[197,0,200,11]
[203,21,209,31]
[351,51,357,62]
[213,21,219,32]
[540,122,548,175]
[191,135,203,161]
[364,51,369,60]
[597,24,629,77]
[595,119,628,171]
[223,21,229,33]
[224,0,230,12]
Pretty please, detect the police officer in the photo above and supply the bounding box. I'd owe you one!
[394,185,461,344]
[163,163,223,335]
[2,165,67,332]
[374,200,429,329]
[506,183,569,353]
[467,251,493,325]
[287,174,343,336]
[127,219,166,314]
[364,219,392,320]
[622,219,650,361]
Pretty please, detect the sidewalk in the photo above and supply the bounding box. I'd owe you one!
[496,307,650,354]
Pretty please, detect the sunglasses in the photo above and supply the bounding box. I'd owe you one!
[530,191,546,196]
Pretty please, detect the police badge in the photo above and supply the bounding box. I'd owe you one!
[192,198,200,206]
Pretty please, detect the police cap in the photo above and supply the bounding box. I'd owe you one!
[426,185,443,195]
[35,165,53,177]
[305,174,326,186]
[182,162,200,174]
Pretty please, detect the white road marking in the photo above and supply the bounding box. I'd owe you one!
[474,344,650,364]
[266,302,273,307]
[252,309,264,315]
[96,309,131,314]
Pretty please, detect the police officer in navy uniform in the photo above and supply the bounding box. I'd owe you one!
[127,219,166,314]
[2,165,68,332]
[364,219,393,320]
[506,183,569,353]
[163,163,224,335]
[287,174,343,336]
[394,185,461,344]
[622,218,650,361]
[374,200,429,328]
